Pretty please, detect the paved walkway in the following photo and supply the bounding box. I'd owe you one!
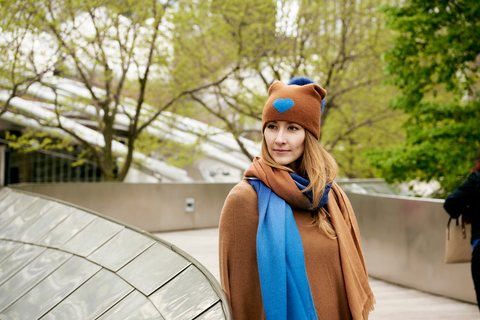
[155,228,479,320]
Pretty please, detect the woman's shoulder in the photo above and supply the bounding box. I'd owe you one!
[221,179,259,223]
[470,171,480,182]
[225,179,258,204]
[458,171,480,190]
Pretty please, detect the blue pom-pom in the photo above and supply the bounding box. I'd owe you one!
[288,76,316,86]
[289,76,326,114]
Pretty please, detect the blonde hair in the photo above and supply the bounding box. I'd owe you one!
[261,130,338,239]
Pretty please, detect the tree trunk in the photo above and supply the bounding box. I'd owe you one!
[101,113,117,181]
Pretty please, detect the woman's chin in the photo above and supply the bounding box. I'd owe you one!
[272,156,293,166]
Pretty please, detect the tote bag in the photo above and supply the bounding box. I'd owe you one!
[445,216,472,264]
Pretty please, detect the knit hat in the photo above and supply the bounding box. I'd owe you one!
[262,81,327,140]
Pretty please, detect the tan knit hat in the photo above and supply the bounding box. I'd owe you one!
[262,81,327,140]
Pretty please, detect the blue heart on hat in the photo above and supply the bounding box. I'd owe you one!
[273,98,294,113]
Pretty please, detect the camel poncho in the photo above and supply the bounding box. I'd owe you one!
[219,158,375,320]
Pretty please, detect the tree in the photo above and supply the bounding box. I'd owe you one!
[183,0,405,178]
[0,0,238,181]
[368,0,480,196]
[0,0,56,113]
[167,0,277,159]
[1,0,406,181]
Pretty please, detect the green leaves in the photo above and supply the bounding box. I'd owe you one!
[369,0,480,196]
[5,130,74,153]
[382,0,480,100]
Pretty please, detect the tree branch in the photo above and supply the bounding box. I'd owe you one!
[189,93,255,161]
[328,112,396,150]
[136,64,241,136]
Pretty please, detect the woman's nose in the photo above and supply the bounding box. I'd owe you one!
[275,130,286,144]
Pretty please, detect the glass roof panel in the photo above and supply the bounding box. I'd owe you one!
[17,204,76,243]
[0,190,229,320]
[97,290,163,320]
[0,249,71,312]
[0,195,37,229]
[38,210,96,248]
[0,240,21,263]
[88,228,155,271]
[0,199,54,239]
[149,265,219,320]
[117,243,190,296]
[0,255,101,320]
[41,268,133,320]
[0,244,45,285]
[195,302,225,320]
[60,218,123,257]
[0,193,21,213]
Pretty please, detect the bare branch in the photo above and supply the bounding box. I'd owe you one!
[328,112,396,150]
[46,4,100,103]
[189,93,255,161]
[327,76,388,104]
[136,64,241,136]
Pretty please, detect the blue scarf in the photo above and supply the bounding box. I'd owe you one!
[248,173,331,320]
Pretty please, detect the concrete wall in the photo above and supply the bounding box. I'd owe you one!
[11,183,475,303]
[348,192,475,303]
[12,182,235,233]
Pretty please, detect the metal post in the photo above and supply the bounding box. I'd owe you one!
[0,145,6,187]
[22,153,27,183]
[6,148,11,185]
[44,153,48,183]
[76,163,80,182]
[60,154,64,183]
[33,152,39,183]
[52,154,55,183]
[67,159,72,183]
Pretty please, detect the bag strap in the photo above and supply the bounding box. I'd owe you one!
[461,214,467,239]
[446,216,467,240]
[447,217,452,240]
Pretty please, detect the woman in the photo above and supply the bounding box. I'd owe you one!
[444,149,480,307]
[219,78,375,320]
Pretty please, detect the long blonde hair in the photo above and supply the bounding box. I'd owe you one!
[261,130,338,239]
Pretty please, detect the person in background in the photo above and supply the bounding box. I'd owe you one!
[444,149,480,308]
[219,77,375,320]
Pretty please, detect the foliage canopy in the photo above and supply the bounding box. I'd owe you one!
[368,0,480,196]
[185,0,405,178]
[0,0,407,181]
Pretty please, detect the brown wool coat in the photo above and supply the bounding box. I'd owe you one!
[219,158,375,320]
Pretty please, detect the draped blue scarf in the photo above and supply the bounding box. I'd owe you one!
[248,173,332,320]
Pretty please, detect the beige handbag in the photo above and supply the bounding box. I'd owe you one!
[445,216,472,264]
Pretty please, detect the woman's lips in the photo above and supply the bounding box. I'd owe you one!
[274,149,289,154]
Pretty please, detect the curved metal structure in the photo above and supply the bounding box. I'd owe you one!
[0,187,231,320]
[0,92,193,183]
[8,78,258,171]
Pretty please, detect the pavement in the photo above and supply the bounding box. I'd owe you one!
[155,228,480,320]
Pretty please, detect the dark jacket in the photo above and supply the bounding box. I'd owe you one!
[444,171,480,243]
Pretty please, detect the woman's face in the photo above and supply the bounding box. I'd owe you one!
[264,121,306,167]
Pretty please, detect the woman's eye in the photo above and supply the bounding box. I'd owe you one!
[267,124,277,129]
[289,126,299,131]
